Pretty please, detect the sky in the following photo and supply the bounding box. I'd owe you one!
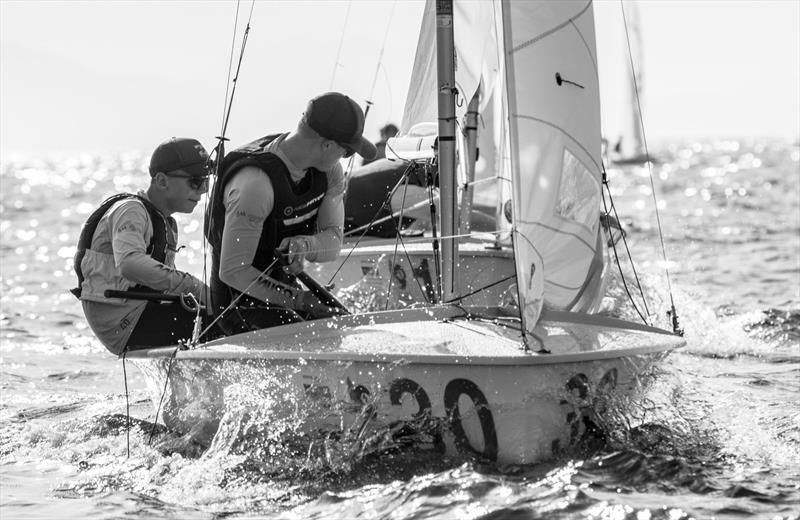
[1,0,798,155]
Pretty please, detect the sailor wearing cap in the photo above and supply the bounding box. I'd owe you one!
[205,92,377,331]
[72,137,213,354]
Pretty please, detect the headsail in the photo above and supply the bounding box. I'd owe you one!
[502,1,605,334]
[401,0,606,337]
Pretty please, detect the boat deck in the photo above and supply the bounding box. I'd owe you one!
[126,306,684,365]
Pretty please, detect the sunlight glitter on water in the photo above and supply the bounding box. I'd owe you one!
[0,140,798,519]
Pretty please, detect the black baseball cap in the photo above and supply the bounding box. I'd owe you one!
[304,92,377,160]
[149,137,210,177]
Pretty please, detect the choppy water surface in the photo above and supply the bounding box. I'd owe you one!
[1,140,798,519]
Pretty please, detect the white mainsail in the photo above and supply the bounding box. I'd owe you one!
[401,0,606,338]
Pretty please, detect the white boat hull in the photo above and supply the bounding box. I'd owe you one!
[128,307,682,465]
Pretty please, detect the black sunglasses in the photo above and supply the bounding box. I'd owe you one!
[336,142,355,158]
[164,172,209,191]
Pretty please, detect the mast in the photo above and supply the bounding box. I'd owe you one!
[435,0,459,302]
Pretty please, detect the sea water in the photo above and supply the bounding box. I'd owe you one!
[1,140,798,519]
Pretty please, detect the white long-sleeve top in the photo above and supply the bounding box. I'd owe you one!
[218,134,344,307]
[79,191,207,353]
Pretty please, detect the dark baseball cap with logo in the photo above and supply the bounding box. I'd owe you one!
[149,137,211,177]
[303,92,377,160]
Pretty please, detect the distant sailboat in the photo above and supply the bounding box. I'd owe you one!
[597,0,655,165]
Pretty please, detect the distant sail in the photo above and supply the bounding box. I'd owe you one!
[596,0,650,163]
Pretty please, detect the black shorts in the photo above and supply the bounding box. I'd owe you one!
[215,301,303,336]
[125,300,200,350]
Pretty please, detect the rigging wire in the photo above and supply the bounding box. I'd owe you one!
[620,0,682,334]
[218,0,256,143]
[326,161,419,285]
[424,159,442,301]
[203,0,257,326]
[600,168,650,325]
[394,231,434,304]
[385,167,411,310]
[329,1,353,90]
[220,1,242,137]
[194,257,282,343]
[122,350,130,458]
[148,346,180,445]
[203,0,247,302]
[140,2,259,451]
[445,274,516,304]
[365,0,398,118]
[343,1,398,177]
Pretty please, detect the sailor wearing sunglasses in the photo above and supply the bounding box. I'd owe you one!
[72,137,213,354]
[204,92,377,332]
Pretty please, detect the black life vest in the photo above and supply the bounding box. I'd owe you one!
[204,134,328,312]
[70,193,168,298]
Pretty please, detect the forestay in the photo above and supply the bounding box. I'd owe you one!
[400,0,606,340]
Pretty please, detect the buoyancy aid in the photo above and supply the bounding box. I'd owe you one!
[71,193,168,298]
[204,134,328,313]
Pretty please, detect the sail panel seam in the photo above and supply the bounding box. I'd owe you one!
[544,279,584,291]
[508,1,592,54]
[569,19,598,75]
[515,220,595,252]
[513,114,601,174]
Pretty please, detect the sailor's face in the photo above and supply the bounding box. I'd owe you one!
[319,139,350,170]
[164,171,209,214]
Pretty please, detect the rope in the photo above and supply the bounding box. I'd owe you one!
[445,274,516,304]
[395,231,433,304]
[600,170,650,325]
[344,2,397,178]
[326,161,419,284]
[620,0,681,332]
[195,257,282,343]
[122,350,130,458]
[201,0,258,337]
[367,0,397,108]
[426,164,442,301]
[385,169,411,310]
[344,197,430,237]
[148,346,180,445]
[219,1,241,137]
[219,0,256,140]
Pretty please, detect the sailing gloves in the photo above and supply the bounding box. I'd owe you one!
[278,236,311,275]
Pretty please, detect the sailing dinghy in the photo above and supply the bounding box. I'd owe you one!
[127,0,684,465]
